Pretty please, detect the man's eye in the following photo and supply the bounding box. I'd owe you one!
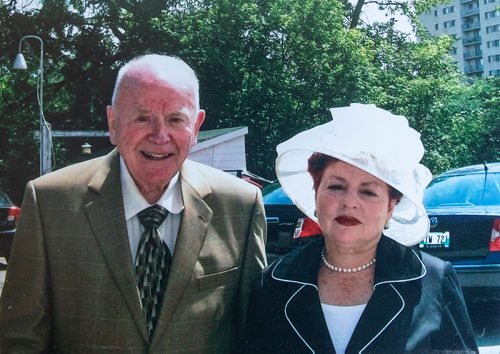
[170,116,187,123]
[136,116,149,123]
[361,190,377,197]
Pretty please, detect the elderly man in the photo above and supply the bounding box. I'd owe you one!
[0,54,267,353]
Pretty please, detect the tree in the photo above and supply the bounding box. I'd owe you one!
[0,0,497,202]
[346,0,447,29]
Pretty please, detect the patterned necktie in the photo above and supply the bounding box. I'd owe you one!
[135,205,171,339]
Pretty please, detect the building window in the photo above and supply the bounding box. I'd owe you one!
[443,6,455,14]
[484,0,497,4]
[489,70,500,76]
[486,25,500,33]
[434,10,438,16]
[444,20,456,28]
[451,47,458,54]
[485,10,500,19]
[435,23,439,30]
[488,55,500,62]
[487,40,500,48]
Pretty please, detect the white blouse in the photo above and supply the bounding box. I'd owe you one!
[321,303,367,354]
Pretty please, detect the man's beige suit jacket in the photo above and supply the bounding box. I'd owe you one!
[0,150,267,353]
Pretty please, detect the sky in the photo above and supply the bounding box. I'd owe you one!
[355,1,414,35]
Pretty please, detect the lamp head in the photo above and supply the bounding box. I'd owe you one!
[13,53,27,69]
[81,142,92,155]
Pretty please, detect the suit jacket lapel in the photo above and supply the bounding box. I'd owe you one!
[153,160,213,343]
[84,150,147,339]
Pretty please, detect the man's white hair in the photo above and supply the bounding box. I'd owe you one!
[111,54,200,109]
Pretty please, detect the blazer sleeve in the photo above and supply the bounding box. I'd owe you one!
[0,181,51,353]
[435,261,478,352]
[236,188,267,339]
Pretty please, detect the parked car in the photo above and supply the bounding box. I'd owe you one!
[422,162,500,300]
[263,181,321,259]
[0,190,21,261]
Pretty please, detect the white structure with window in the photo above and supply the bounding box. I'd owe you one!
[419,0,500,77]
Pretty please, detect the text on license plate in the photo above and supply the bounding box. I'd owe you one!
[419,232,450,249]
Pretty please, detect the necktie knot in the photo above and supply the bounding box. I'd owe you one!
[137,205,168,230]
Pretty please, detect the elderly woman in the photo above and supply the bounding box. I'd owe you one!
[243,104,478,353]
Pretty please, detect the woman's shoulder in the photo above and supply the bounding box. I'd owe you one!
[261,237,324,286]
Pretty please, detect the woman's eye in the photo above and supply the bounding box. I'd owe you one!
[328,184,344,191]
[361,190,377,197]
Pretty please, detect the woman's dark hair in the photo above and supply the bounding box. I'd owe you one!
[307,153,403,202]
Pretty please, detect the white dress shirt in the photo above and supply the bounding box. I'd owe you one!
[119,158,183,264]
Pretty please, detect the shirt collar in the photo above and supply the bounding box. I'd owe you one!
[120,157,184,221]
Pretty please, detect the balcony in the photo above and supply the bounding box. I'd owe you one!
[463,35,482,45]
[464,64,484,74]
[462,22,481,31]
[461,8,480,17]
[463,50,483,59]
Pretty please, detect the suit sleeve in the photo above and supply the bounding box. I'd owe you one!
[0,181,51,352]
[436,261,478,352]
[236,188,267,340]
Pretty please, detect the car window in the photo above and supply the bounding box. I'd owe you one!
[0,191,12,207]
[424,172,500,207]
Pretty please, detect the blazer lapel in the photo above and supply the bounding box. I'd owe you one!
[348,236,425,352]
[347,283,405,352]
[285,285,335,352]
[84,151,147,339]
[152,160,213,343]
[272,239,335,352]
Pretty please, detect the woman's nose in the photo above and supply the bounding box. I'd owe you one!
[341,191,358,208]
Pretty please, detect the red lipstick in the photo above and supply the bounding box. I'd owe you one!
[335,215,361,226]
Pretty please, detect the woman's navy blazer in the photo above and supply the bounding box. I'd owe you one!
[243,236,478,353]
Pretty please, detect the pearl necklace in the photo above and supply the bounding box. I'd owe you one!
[321,247,376,273]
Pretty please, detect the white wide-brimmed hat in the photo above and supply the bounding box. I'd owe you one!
[275,103,433,246]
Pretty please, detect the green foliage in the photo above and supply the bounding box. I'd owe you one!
[0,0,498,201]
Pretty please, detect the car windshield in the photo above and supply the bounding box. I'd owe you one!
[262,182,294,205]
[424,172,500,208]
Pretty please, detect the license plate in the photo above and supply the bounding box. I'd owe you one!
[293,218,305,239]
[419,232,450,249]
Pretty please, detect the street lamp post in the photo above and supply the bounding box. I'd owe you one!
[13,35,52,176]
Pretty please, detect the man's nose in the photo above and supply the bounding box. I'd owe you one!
[148,121,171,144]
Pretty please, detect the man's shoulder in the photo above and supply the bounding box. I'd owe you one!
[182,160,258,192]
[33,151,117,188]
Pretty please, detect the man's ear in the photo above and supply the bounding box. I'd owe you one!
[107,105,116,145]
[194,109,205,134]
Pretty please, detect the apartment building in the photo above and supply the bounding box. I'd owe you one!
[419,0,500,77]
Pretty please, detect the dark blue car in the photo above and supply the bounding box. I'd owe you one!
[422,162,500,300]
